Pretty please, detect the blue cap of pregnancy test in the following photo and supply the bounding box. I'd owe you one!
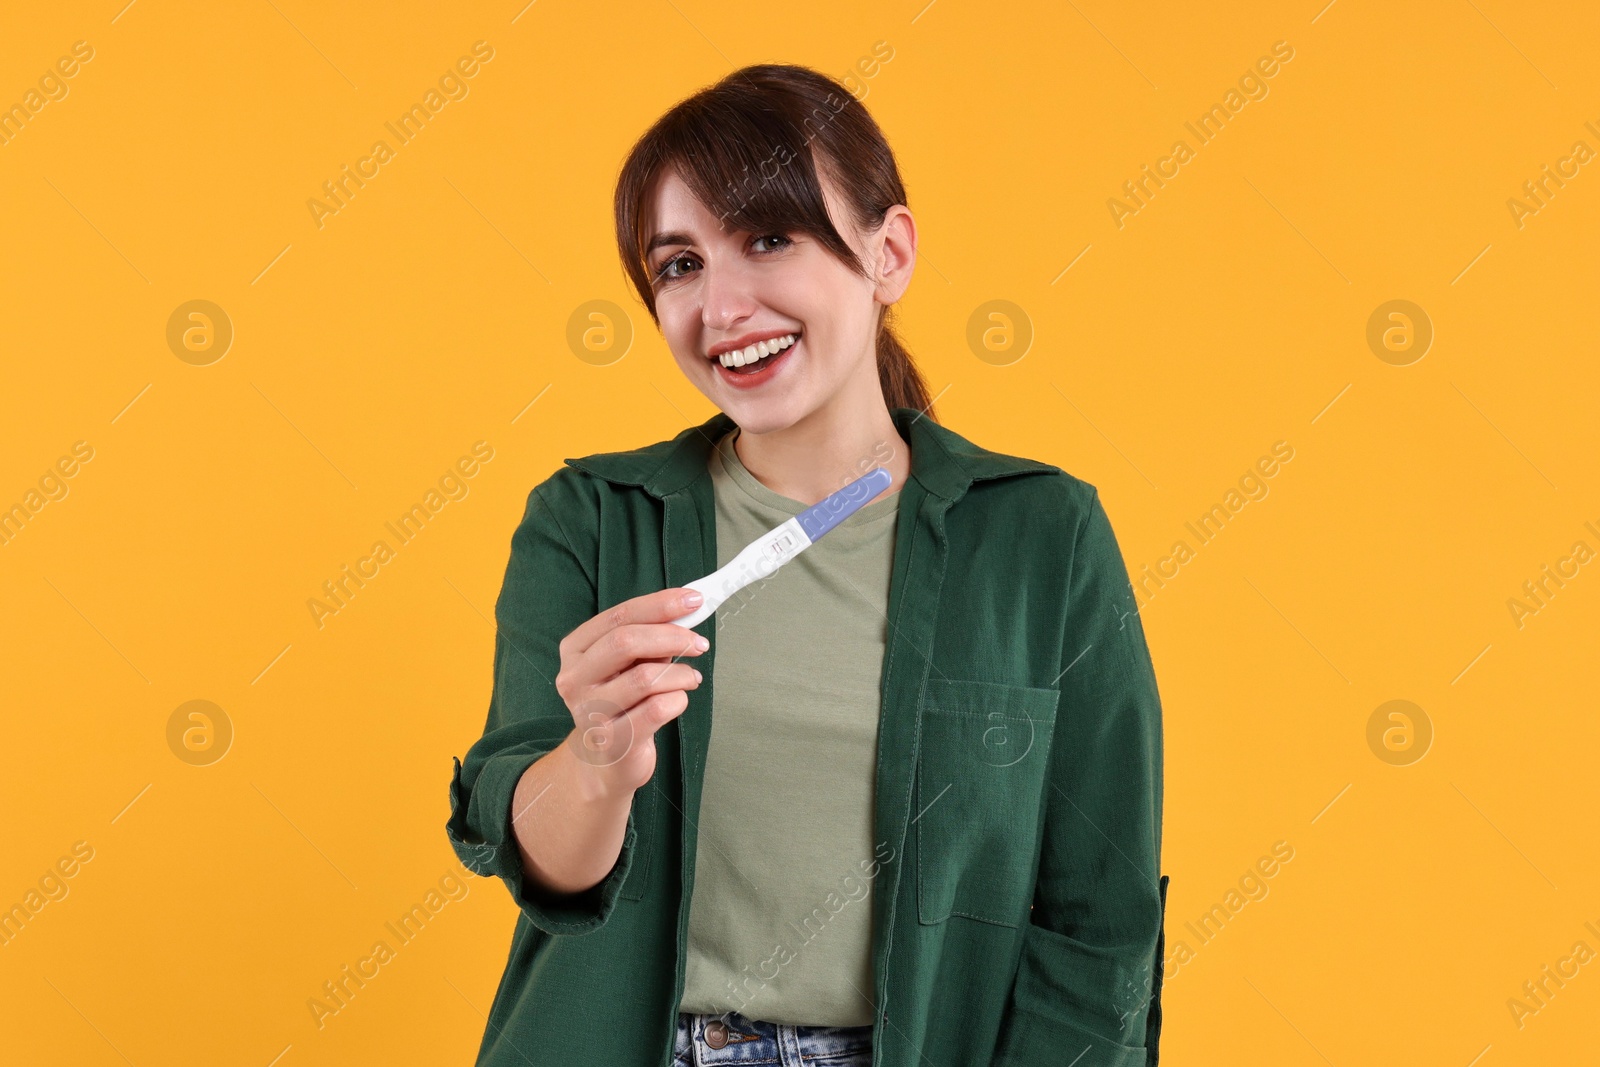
[796,467,895,543]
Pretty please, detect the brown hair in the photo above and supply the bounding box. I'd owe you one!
[612,63,937,421]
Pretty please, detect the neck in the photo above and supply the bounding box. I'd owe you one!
[731,393,912,507]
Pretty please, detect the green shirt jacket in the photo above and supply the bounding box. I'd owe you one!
[446,406,1170,1067]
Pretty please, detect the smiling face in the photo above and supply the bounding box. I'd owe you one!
[642,165,908,435]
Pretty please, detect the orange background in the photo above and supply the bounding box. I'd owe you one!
[2,1,1596,1063]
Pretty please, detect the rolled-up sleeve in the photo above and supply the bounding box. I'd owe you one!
[445,469,640,936]
[995,484,1169,1066]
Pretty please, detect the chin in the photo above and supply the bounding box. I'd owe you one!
[722,396,809,436]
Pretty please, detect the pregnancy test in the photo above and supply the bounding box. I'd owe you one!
[670,466,895,630]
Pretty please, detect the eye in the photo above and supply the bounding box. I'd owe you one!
[654,252,698,283]
[652,234,792,285]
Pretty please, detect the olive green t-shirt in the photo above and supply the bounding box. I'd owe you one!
[676,428,901,1027]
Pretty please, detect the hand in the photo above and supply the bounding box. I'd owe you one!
[553,587,707,800]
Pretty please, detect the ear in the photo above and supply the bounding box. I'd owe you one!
[872,205,917,306]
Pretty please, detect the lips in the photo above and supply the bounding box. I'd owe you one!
[708,329,802,363]
[717,332,799,372]
[714,333,799,388]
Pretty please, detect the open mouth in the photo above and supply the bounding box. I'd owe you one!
[713,331,800,387]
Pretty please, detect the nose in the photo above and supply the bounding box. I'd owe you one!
[699,257,761,335]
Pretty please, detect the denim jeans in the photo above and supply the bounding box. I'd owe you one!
[673,1009,874,1066]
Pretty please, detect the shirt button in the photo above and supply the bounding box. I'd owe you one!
[704,1020,729,1049]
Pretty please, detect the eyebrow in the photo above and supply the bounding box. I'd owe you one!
[644,231,694,255]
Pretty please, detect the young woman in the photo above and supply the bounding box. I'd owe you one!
[447,64,1169,1067]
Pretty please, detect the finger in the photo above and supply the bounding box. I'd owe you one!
[615,687,691,745]
[582,617,706,693]
[565,587,702,658]
[598,658,700,715]
[567,688,687,771]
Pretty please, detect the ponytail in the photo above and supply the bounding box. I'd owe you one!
[876,307,937,420]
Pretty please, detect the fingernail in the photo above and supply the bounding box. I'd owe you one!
[693,669,703,683]
[683,591,704,607]
[694,635,709,651]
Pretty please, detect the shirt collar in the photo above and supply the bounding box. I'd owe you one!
[564,406,1060,503]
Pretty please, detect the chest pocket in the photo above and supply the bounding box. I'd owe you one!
[915,677,1059,927]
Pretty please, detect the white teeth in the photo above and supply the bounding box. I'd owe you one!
[720,333,798,368]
